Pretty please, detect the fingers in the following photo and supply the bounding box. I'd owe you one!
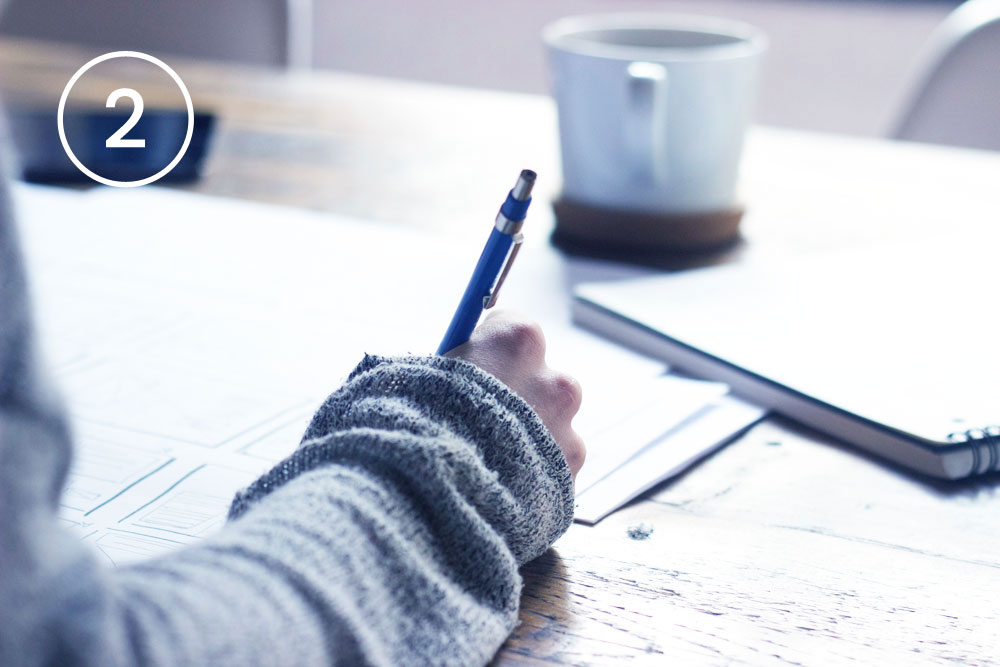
[528,370,582,425]
[447,310,586,478]
[555,428,587,477]
[550,371,584,418]
[477,311,547,368]
[447,310,545,381]
[531,370,585,476]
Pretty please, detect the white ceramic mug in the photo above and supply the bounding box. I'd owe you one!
[544,14,767,215]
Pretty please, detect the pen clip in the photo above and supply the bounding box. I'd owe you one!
[483,233,523,309]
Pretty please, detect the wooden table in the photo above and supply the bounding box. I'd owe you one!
[4,39,1000,665]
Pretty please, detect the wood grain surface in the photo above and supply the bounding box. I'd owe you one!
[3,38,1000,665]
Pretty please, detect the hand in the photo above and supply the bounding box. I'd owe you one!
[445,310,585,478]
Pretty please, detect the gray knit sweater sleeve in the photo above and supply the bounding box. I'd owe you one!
[0,168,575,666]
[231,353,575,568]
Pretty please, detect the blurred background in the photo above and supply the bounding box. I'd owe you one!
[0,0,967,139]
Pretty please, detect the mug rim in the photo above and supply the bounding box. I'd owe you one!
[543,13,768,62]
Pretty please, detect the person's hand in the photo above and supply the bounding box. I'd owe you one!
[444,310,585,478]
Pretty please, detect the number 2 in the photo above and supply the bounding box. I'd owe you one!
[105,88,146,148]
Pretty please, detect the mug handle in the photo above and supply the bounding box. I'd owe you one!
[625,62,669,185]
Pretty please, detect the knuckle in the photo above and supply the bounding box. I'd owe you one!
[502,320,546,360]
[564,433,587,473]
[550,373,583,415]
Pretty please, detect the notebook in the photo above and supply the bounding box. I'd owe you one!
[573,235,1000,480]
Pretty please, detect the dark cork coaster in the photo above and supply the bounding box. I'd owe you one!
[551,197,745,267]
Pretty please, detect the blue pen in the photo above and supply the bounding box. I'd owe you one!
[436,169,536,355]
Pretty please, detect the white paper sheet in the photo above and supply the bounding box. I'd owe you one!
[574,396,765,524]
[13,183,751,555]
[572,375,728,495]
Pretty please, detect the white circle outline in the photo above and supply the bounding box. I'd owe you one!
[57,51,194,188]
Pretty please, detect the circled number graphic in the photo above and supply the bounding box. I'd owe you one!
[57,51,194,188]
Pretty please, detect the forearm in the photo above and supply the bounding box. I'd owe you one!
[81,355,571,666]
[116,462,512,665]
